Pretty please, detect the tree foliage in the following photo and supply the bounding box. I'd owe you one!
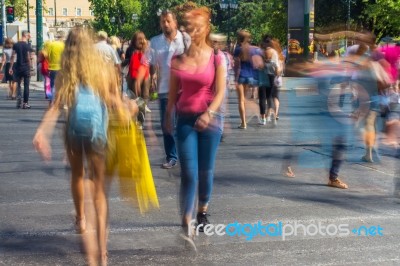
[315,0,400,41]
[87,0,399,45]
[88,0,141,40]
[5,0,32,20]
[361,0,400,40]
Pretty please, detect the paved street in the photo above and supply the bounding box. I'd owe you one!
[0,79,399,265]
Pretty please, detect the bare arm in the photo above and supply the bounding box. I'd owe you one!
[207,63,226,115]
[33,106,61,161]
[0,54,6,71]
[135,65,147,97]
[9,50,16,74]
[233,56,241,81]
[165,63,180,133]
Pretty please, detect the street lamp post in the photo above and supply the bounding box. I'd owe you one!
[131,13,138,32]
[344,0,353,49]
[1,0,6,45]
[36,0,43,81]
[27,0,30,33]
[219,0,239,46]
[110,16,116,35]
[54,0,57,28]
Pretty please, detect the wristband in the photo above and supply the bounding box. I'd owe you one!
[207,109,218,118]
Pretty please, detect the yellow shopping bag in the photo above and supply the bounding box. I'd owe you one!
[106,120,159,214]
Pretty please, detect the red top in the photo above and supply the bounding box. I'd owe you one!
[129,51,149,79]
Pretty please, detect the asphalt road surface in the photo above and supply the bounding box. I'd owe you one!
[1,80,399,265]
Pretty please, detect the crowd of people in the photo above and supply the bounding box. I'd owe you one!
[1,4,399,265]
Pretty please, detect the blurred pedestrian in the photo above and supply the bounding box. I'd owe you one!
[37,40,51,100]
[0,38,16,99]
[96,31,121,72]
[109,36,125,62]
[46,31,65,103]
[234,30,258,129]
[260,35,284,126]
[166,6,226,245]
[125,32,150,99]
[139,10,187,169]
[9,30,33,109]
[33,27,126,266]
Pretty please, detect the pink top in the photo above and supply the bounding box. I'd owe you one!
[379,46,400,83]
[172,51,224,115]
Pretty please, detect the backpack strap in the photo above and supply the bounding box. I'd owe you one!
[213,49,220,94]
[213,48,219,68]
[179,30,188,53]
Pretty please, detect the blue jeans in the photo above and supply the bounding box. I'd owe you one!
[329,136,346,180]
[15,70,30,103]
[237,76,258,86]
[176,115,222,218]
[49,70,58,101]
[159,96,178,162]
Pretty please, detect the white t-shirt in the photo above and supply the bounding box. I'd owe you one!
[95,41,121,65]
[3,48,13,63]
[142,31,186,95]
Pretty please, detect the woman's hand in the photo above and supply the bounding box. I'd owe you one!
[194,112,211,132]
[33,131,52,162]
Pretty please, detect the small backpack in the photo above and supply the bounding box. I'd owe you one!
[68,85,108,146]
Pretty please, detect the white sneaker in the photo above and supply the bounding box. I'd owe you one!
[266,116,272,123]
[258,118,266,125]
[145,105,152,113]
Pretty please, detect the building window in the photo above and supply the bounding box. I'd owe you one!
[76,8,82,16]
[48,8,54,16]
[90,10,94,16]
[62,8,68,16]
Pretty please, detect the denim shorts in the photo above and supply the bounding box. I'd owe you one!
[237,76,258,86]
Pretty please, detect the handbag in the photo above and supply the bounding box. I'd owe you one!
[41,59,49,76]
[106,118,159,214]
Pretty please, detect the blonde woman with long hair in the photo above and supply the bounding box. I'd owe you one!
[33,26,132,266]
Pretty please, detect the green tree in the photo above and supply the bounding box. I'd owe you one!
[224,0,287,45]
[361,0,400,40]
[314,0,400,41]
[139,0,187,39]
[88,0,141,40]
[5,0,32,20]
[139,0,213,39]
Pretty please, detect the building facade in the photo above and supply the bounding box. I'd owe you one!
[29,0,94,27]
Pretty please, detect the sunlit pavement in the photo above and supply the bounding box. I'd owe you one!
[1,79,399,265]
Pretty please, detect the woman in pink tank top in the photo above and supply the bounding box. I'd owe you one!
[165,6,226,246]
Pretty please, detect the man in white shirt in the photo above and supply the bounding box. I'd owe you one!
[140,10,186,169]
[95,31,121,69]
